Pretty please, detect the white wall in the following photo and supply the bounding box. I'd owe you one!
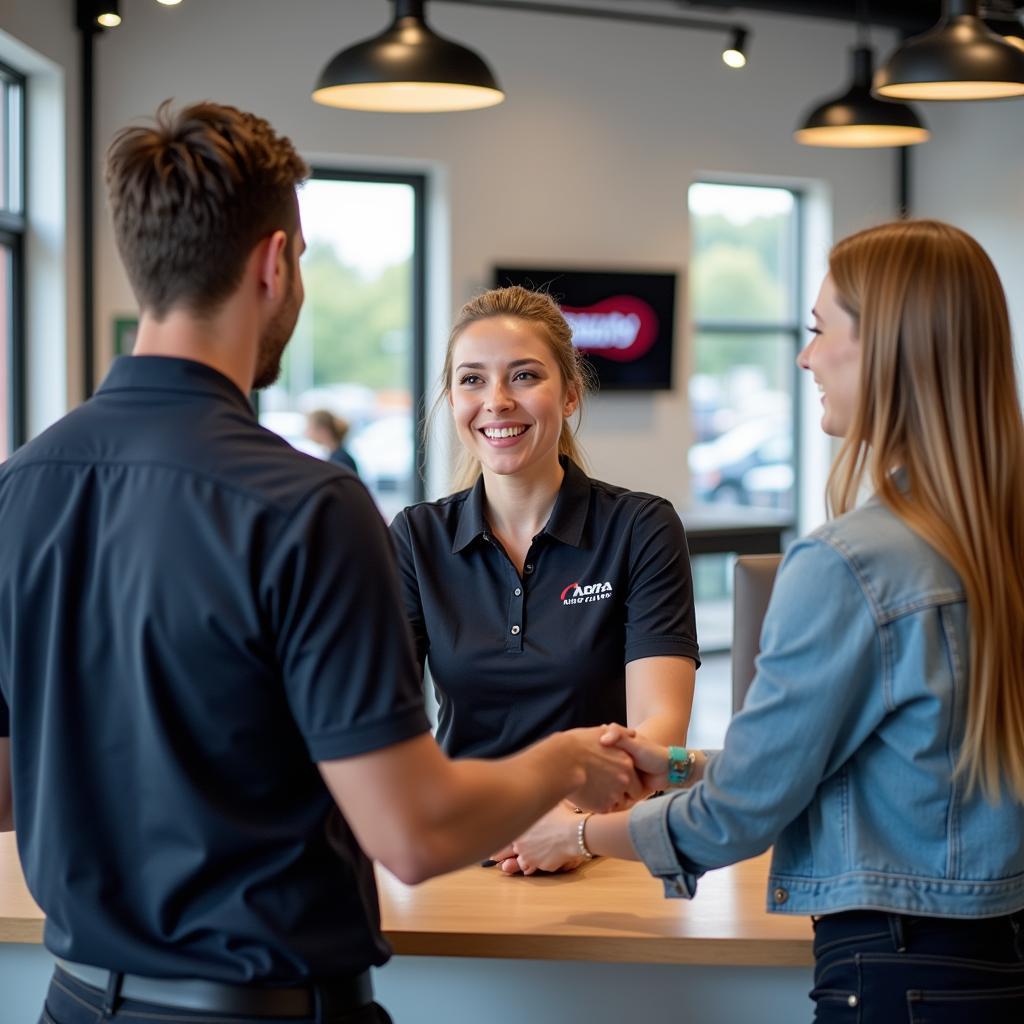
[0,0,80,428]
[913,98,1024,385]
[88,0,901,512]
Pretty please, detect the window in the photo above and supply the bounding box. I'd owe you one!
[687,182,801,516]
[0,62,26,460]
[685,183,802,749]
[259,171,426,522]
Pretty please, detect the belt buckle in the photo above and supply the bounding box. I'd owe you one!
[316,971,374,1018]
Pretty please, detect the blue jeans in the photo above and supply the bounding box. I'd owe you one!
[39,968,393,1024]
[811,909,1024,1022]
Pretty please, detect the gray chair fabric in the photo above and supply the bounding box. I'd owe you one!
[731,553,783,713]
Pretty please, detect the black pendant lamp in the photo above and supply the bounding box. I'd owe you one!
[313,0,504,113]
[795,45,929,148]
[874,0,1024,100]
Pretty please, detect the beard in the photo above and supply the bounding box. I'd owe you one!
[252,307,293,390]
[253,261,301,391]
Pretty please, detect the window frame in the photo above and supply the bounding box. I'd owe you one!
[304,167,428,504]
[688,180,804,526]
[0,60,27,456]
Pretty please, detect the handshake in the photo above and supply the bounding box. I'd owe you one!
[563,723,670,814]
[490,725,679,876]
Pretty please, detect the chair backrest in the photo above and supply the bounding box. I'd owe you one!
[731,553,783,713]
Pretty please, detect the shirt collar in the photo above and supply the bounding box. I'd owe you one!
[451,474,490,554]
[97,356,254,417]
[542,456,591,547]
[451,456,591,554]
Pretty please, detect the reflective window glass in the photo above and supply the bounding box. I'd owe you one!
[259,175,422,522]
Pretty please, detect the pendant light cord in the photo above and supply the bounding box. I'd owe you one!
[857,0,870,47]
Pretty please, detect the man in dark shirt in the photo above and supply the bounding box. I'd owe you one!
[0,102,638,1024]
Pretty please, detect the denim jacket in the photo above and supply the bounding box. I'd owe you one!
[630,494,1024,917]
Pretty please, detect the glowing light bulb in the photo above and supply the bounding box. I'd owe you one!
[722,28,748,70]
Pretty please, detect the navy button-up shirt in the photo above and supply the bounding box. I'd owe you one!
[391,458,700,758]
[0,356,429,981]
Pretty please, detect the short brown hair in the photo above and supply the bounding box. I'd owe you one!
[105,100,309,319]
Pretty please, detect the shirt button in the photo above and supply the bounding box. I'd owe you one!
[847,996,858,1008]
[524,564,534,574]
[511,625,521,635]
[514,587,522,596]
[773,887,788,905]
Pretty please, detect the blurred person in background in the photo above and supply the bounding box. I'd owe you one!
[306,408,359,476]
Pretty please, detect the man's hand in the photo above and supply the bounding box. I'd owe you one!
[600,724,670,792]
[564,725,644,813]
[318,727,638,886]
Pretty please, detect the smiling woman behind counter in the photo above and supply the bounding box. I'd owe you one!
[389,286,700,872]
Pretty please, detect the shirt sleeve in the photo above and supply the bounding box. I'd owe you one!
[387,509,429,674]
[0,687,8,737]
[264,477,430,762]
[629,536,886,898]
[623,498,701,667]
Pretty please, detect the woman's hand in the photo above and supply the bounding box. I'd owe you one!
[490,802,584,875]
[600,724,670,791]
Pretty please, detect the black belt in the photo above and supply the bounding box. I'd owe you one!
[55,959,373,1019]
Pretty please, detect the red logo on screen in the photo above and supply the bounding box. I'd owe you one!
[561,295,660,363]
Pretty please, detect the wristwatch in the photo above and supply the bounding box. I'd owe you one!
[667,746,696,787]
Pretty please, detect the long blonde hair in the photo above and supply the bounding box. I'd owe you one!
[826,219,1024,802]
[435,286,594,492]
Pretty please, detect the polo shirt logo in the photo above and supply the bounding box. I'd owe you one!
[560,580,614,605]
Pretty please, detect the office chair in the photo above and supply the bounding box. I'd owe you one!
[731,553,783,713]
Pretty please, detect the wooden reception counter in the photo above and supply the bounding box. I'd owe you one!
[1,830,811,964]
[1,831,815,1023]
[377,850,812,966]
[0,831,42,943]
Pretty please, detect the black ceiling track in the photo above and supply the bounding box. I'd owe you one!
[447,2,1024,37]
[677,1,1023,35]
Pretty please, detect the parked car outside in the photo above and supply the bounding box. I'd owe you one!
[689,415,793,508]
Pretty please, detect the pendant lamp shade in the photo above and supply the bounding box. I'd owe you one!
[795,46,929,148]
[313,0,504,113]
[874,0,1024,101]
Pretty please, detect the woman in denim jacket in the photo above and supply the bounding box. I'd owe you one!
[510,220,1024,1020]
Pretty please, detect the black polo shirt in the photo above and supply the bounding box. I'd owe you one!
[0,356,429,982]
[390,458,700,758]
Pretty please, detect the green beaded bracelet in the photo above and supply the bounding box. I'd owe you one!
[667,745,696,787]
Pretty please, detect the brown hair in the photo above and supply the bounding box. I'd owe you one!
[105,100,309,319]
[435,286,594,491]
[826,219,1024,802]
[307,409,349,446]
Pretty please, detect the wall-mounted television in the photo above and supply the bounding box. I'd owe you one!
[493,266,676,391]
